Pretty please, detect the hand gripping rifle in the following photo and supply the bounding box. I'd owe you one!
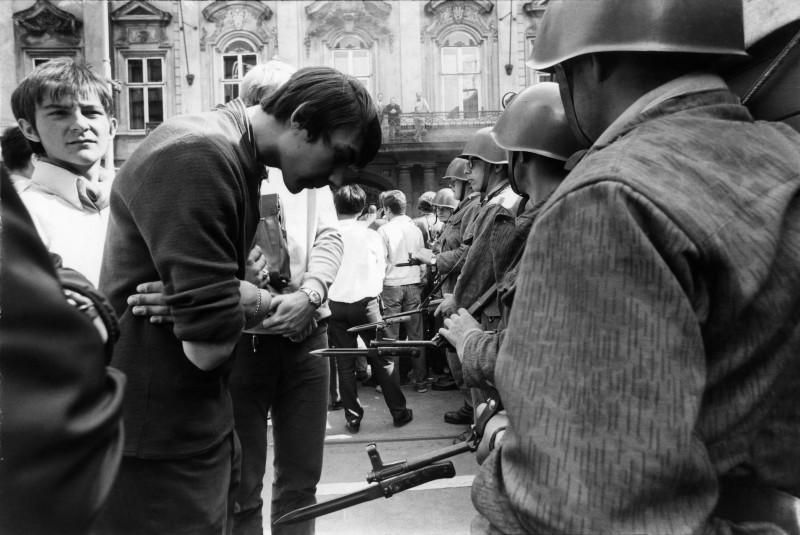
[272,398,503,526]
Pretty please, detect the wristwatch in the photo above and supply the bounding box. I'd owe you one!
[430,255,437,266]
[299,286,322,309]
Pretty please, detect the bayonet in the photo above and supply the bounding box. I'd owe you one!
[310,347,423,358]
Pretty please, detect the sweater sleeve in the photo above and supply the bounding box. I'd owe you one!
[300,186,343,300]
[129,135,245,342]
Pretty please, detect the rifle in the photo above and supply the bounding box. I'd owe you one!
[272,398,503,526]
[310,337,454,358]
[347,298,444,334]
[395,252,422,267]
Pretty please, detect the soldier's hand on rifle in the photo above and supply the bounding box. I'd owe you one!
[433,293,456,318]
[413,248,435,265]
[439,308,482,361]
[245,245,269,287]
[128,280,173,324]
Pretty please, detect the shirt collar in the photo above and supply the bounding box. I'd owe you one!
[593,72,730,148]
[30,161,88,209]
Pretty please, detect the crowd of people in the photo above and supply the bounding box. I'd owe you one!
[3,0,800,534]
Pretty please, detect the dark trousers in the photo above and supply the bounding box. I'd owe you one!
[382,284,427,382]
[328,298,408,423]
[230,322,329,535]
[92,432,240,535]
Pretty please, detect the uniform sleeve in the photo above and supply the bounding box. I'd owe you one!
[0,175,125,534]
[128,135,245,342]
[476,181,716,534]
[300,186,343,299]
[460,329,503,391]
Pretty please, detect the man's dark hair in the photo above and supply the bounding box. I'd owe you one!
[262,67,381,168]
[1,126,33,171]
[417,191,435,213]
[334,185,366,215]
[10,57,114,156]
[383,190,406,215]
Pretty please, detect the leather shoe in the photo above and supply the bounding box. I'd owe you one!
[393,409,413,427]
[346,419,361,433]
[432,377,457,391]
[444,405,473,425]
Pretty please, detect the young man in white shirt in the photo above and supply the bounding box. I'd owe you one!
[378,190,429,393]
[12,58,117,287]
[328,185,413,432]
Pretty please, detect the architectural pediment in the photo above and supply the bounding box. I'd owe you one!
[304,1,394,55]
[111,1,172,47]
[201,1,274,51]
[425,1,494,16]
[13,0,82,45]
[422,0,497,43]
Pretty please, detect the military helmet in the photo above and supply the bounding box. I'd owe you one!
[443,157,469,182]
[529,0,748,72]
[491,82,582,162]
[432,188,458,210]
[460,127,508,165]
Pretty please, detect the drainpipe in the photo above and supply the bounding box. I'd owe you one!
[100,0,114,171]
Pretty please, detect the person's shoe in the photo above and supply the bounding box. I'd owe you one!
[432,377,457,391]
[444,404,473,425]
[415,381,428,393]
[361,376,379,388]
[328,400,344,411]
[346,419,361,433]
[452,427,472,444]
[393,409,413,427]
[355,370,369,382]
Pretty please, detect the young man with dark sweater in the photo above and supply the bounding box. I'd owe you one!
[95,67,380,534]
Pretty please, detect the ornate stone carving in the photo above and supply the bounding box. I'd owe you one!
[422,1,496,44]
[201,1,273,52]
[110,1,172,48]
[304,1,394,57]
[522,0,551,17]
[13,0,83,46]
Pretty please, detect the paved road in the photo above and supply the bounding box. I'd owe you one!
[262,383,479,534]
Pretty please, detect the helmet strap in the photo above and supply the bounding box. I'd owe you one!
[555,63,595,148]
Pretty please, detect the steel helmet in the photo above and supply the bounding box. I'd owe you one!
[491,82,582,162]
[443,157,469,182]
[432,188,458,210]
[529,0,748,72]
[460,127,508,165]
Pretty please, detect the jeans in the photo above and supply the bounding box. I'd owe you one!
[381,284,427,383]
[328,298,409,423]
[230,322,330,535]
[92,432,241,535]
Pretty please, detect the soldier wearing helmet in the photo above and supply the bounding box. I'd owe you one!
[415,128,523,435]
[431,187,458,224]
[471,1,800,534]
[412,157,483,400]
[437,82,581,444]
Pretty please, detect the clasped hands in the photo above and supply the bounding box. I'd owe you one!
[127,245,316,339]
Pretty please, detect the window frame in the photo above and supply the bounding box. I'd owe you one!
[439,35,481,115]
[125,56,165,132]
[331,35,373,95]
[220,40,259,105]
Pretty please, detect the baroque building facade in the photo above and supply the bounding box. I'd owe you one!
[0,0,552,212]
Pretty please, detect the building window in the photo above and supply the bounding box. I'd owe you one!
[126,57,164,131]
[526,37,553,85]
[440,31,480,117]
[332,35,371,94]
[222,39,258,104]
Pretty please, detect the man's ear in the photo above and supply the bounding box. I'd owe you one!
[17,118,40,143]
[109,117,118,138]
[289,103,310,139]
